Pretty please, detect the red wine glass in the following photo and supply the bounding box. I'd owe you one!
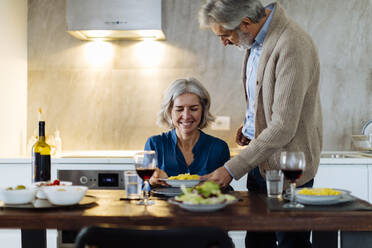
[134,151,157,206]
[280,151,306,208]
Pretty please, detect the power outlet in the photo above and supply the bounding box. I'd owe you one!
[211,116,231,130]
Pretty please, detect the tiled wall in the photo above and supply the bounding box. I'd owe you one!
[27,0,372,151]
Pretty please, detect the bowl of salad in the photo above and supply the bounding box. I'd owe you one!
[168,181,237,212]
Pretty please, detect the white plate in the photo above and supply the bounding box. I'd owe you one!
[294,189,353,205]
[151,187,182,196]
[0,195,97,209]
[159,179,200,188]
[168,198,235,212]
[295,193,355,205]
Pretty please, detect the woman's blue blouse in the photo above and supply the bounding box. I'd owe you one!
[144,129,230,176]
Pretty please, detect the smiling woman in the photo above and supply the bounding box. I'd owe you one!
[144,78,230,187]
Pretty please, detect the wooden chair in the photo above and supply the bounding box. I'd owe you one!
[75,226,234,248]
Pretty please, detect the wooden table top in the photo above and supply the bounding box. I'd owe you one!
[0,190,371,231]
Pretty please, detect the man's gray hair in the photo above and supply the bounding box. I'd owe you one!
[199,0,266,30]
[157,78,215,129]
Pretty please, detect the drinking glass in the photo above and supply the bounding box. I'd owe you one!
[265,170,284,198]
[134,151,157,205]
[280,151,306,208]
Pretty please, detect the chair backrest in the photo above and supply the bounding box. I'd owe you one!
[75,226,234,248]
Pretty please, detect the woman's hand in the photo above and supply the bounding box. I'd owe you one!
[149,168,169,187]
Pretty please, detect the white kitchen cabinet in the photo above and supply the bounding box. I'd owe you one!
[0,229,58,248]
[0,229,21,248]
[314,164,369,202]
[0,162,46,248]
[0,163,31,188]
[369,165,372,203]
[0,163,28,248]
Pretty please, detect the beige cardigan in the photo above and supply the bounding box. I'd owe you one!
[225,2,323,187]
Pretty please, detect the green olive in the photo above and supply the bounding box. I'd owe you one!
[15,185,26,190]
[6,187,13,190]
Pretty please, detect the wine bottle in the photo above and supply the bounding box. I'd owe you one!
[32,121,51,182]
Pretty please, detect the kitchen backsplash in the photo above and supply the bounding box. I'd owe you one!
[27,0,372,151]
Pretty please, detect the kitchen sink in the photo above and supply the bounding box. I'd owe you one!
[320,152,372,159]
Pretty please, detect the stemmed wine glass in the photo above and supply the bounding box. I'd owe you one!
[134,151,157,206]
[280,151,306,208]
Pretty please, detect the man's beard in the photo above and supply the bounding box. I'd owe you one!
[235,29,253,51]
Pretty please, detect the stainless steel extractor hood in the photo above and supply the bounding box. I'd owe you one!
[66,0,165,41]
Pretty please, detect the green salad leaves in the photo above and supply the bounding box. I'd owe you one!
[175,181,236,205]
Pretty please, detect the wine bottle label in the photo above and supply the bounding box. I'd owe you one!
[34,152,51,182]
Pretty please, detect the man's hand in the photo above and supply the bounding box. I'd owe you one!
[149,168,169,187]
[236,126,250,146]
[200,166,232,188]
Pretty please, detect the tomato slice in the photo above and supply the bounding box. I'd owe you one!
[52,179,60,185]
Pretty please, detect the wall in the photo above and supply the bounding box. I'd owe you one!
[278,0,372,151]
[0,0,28,157]
[27,0,372,152]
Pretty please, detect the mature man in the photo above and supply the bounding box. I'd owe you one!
[199,0,322,247]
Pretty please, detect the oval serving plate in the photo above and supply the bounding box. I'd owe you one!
[159,179,201,188]
[294,189,352,205]
[295,194,355,206]
[0,195,97,209]
[168,198,232,212]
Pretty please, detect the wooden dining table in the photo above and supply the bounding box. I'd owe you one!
[1,190,372,248]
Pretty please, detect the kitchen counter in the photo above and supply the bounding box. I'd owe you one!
[0,157,134,164]
[0,150,138,164]
[1,151,372,165]
[319,151,372,164]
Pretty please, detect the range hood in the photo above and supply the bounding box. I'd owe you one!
[66,0,165,41]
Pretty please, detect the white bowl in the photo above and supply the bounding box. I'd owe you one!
[0,186,35,204]
[32,181,72,199]
[42,185,88,206]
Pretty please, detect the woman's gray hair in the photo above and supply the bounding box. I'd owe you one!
[157,78,215,129]
[199,0,266,30]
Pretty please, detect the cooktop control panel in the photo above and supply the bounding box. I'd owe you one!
[57,170,126,189]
